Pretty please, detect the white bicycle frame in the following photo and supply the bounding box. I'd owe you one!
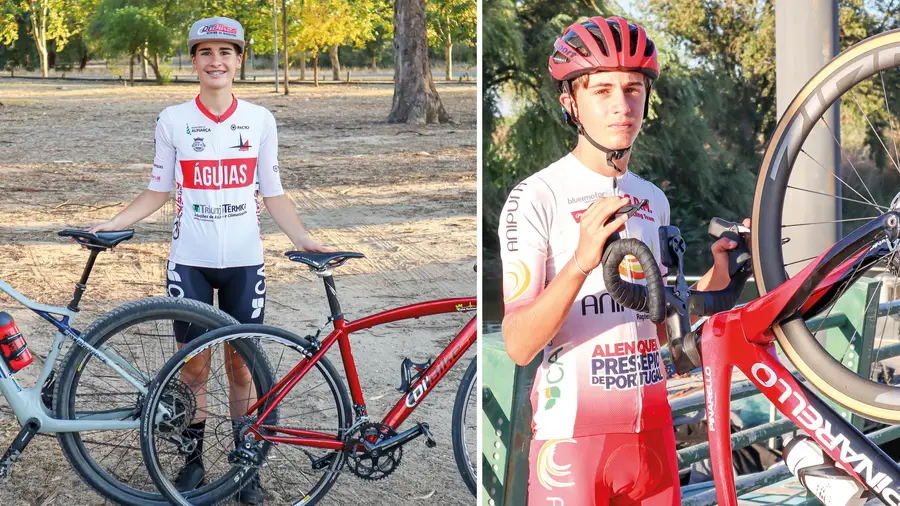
[0,281,167,432]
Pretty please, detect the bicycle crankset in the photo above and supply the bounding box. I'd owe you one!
[345,422,402,481]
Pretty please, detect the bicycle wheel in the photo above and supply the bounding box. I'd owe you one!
[452,356,477,496]
[55,297,237,506]
[141,324,352,506]
[753,29,900,422]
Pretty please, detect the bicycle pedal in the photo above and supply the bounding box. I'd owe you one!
[417,422,436,448]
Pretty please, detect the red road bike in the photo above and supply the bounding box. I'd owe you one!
[139,251,477,505]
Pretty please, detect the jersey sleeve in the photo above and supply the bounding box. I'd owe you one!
[499,179,552,313]
[257,110,285,198]
[148,109,175,192]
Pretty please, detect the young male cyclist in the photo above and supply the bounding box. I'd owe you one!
[89,16,324,504]
[499,16,744,505]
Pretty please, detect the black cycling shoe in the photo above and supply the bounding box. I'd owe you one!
[236,474,264,505]
[174,459,206,492]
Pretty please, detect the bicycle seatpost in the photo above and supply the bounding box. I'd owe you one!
[313,269,344,321]
[68,248,101,312]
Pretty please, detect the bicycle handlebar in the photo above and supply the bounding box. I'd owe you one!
[601,238,667,323]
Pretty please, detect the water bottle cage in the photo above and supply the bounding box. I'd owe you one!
[397,358,431,393]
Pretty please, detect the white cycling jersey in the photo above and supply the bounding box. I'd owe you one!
[500,153,672,439]
[148,95,284,268]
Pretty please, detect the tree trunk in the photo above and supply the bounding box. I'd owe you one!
[80,53,88,71]
[330,45,340,81]
[31,10,48,77]
[282,0,289,95]
[240,47,247,80]
[371,55,377,72]
[48,49,56,69]
[388,0,450,124]
[445,40,452,81]
[313,53,319,87]
[129,53,135,86]
[141,45,148,79]
[153,51,162,84]
[299,51,306,80]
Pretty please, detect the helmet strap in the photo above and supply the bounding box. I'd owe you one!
[564,80,630,173]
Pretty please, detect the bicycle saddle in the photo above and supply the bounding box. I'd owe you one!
[285,251,365,270]
[59,229,134,249]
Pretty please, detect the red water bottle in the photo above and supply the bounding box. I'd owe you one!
[0,312,33,372]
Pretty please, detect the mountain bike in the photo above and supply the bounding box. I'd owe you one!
[598,28,900,505]
[0,229,238,505]
[139,251,477,505]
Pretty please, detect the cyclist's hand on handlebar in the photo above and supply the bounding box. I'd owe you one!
[574,196,630,272]
[710,218,751,283]
[292,235,331,253]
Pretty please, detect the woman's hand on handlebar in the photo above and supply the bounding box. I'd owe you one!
[573,196,631,272]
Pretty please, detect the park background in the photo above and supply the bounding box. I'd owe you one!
[0,0,477,504]
[482,0,900,328]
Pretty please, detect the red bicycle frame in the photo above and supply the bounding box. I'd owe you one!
[246,297,477,450]
[700,213,900,505]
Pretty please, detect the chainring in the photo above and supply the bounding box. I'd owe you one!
[345,422,402,481]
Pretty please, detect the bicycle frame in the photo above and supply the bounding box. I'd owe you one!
[700,212,900,505]
[0,280,152,432]
[248,296,478,450]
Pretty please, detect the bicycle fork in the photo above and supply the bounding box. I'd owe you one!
[0,417,39,479]
[700,312,900,506]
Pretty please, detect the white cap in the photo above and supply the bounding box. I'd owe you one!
[188,17,245,53]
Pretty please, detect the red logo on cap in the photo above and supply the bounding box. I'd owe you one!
[199,23,238,36]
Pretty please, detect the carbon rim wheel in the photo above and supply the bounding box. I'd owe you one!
[753,29,900,422]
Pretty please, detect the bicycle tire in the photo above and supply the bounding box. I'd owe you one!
[752,29,900,422]
[451,356,477,496]
[140,324,352,506]
[55,297,237,506]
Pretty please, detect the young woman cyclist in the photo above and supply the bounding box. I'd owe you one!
[89,16,325,504]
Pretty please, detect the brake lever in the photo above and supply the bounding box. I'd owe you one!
[708,217,752,277]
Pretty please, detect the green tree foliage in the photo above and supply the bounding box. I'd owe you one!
[91,0,184,83]
[485,0,900,322]
[17,0,87,77]
[426,0,476,80]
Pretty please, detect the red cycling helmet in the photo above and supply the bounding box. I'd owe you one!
[549,17,659,170]
[549,16,659,85]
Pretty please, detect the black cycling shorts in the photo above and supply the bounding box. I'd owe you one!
[166,261,266,343]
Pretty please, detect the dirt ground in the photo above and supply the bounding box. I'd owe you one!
[0,79,476,505]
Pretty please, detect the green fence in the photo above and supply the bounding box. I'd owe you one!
[482,277,900,505]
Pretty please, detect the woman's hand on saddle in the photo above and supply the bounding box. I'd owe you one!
[292,235,330,253]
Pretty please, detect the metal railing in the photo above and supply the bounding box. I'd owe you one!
[482,276,900,505]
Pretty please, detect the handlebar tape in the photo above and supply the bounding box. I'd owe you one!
[601,238,667,323]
